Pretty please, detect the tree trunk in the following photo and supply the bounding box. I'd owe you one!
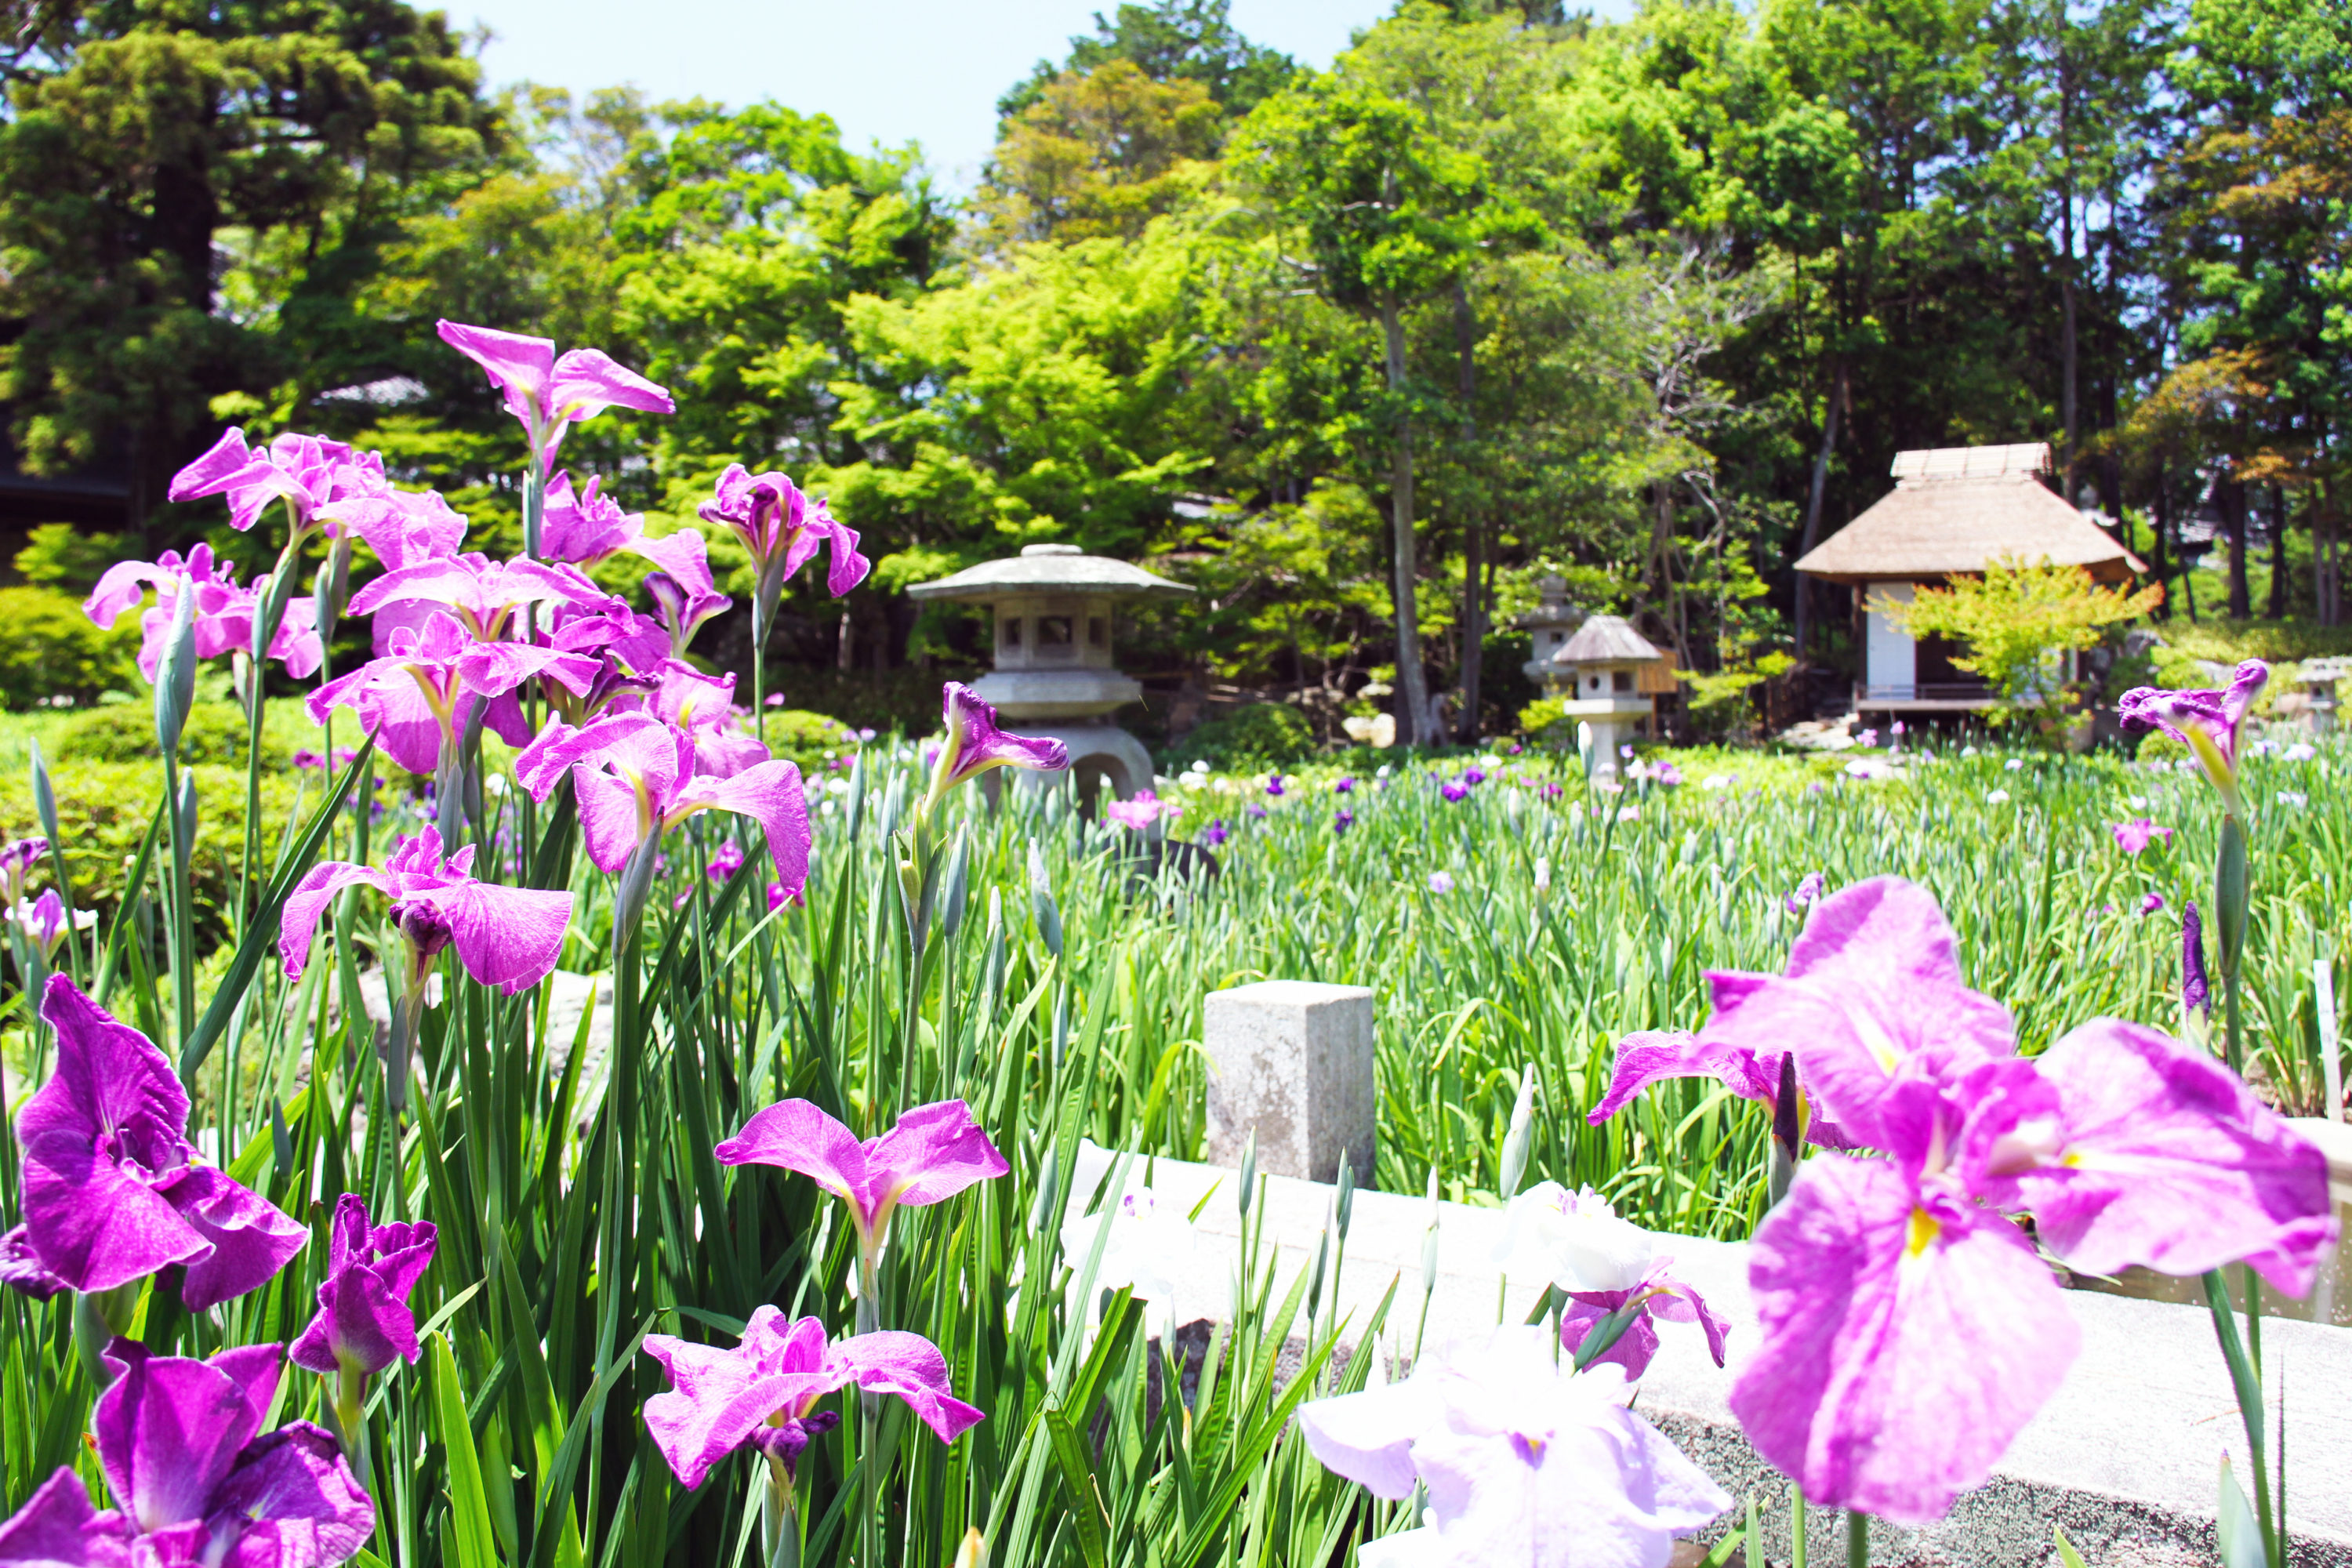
[2057,44,2078,498]
[1792,365,1846,661]
[2220,477,2251,619]
[1381,295,1433,746]
[2317,484,2341,628]
[2267,485,2290,619]
[2152,468,2172,621]
[1454,277,1481,745]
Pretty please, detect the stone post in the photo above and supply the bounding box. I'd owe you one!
[1203,980,1375,1185]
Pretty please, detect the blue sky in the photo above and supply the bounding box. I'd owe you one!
[457,0,1395,188]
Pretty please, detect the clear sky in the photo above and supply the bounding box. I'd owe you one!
[457,0,1395,189]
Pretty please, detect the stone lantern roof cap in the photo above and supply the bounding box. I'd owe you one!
[1552,614,1663,666]
[906,542,1195,602]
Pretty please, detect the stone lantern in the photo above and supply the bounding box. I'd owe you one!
[907,543,1193,803]
[1518,575,1585,681]
[1539,614,1667,770]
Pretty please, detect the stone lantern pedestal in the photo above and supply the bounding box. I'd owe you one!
[907,543,1193,804]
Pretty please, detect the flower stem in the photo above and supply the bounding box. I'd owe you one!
[762,1457,800,1568]
[1846,1509,1869,1568]
[2201,1268,2281,1568]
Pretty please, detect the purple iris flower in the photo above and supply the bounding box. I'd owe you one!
[2139,891,2165,916]
[1440,779,1469,804]
[1265,775,1286,797]
[85,545,324,681]
[1297,1325,1730,1568]
[1334,777,1356,793]
[2118,661,2268,815]
[290,1195,437,1380]
[1334,808,1355,833]
[925,684,1070,798]
[538,470,643,564]
[3,976,304,1310]
[166,427,390,535]
[697,466,869,631]
[644,1306,982,1492]
[2182,901,2211,1016]
[716,1099,1007,1255]
[1428,871,1454,894]
[1590,878,2020,1149]
[332,485,470,572]
[1462,768,1486,786]
[309,612,598,777]
[706,840,747,883]
[0,1342,373,1566]
[1784,871,1825,914]
[437,319,674,472]
[632,661,768,781]
[1686,878,2334,1523]
[543,599,673,677]
[2111,818,2173,855]
[0,836,46,905]
[280,826,574,996]
[1201,819,1230,848]
[632,529,732,657]
[344,550,612,649]
[513,713,811,897]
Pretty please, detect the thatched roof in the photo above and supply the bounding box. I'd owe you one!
[1553,615,1662,665]
[1795,443,2149,585]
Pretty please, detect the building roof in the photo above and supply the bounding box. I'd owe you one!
[1553,615,1663,665]
[1795,443,2149,585]
[906,543,1195,602]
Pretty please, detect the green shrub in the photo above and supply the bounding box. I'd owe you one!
[770,666,979,736]
[51,700,296,769]
[0,760,301,955]
[1518,695,1574,745]
[15,523,126,591]
[1165,702,1316,771]
[763,708,867,776]
[0,586,140,710]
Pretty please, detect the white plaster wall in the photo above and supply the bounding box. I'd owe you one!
[1864,581,1917,695]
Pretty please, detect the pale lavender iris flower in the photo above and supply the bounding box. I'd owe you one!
[278,826,573,997]
[0,1342,373,1566]
[715,1099,1008,1255]
[642,1306,982,1490]
[84,545,324,681]
[512,712,811,896]
[436,319,674,471]
[308,612,598,776]
[924,684,1070,804]
[2111,817,2173,855]
[8,888,84,960]
[1490,1182,1727,1379]
[0,836,47,905]
[1298,1325,1730,1568]
[2118,661,2268,815]
[290,1196,437,1379]
[5,976,305,1310]
[166,427,390,535]
[1705,877,2334,1523]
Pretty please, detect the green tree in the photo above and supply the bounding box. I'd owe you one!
[997,0,1296,125]
[0,0,500,524]
[1235,5,1552,742]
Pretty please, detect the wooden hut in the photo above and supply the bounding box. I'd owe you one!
[1794,442,2147,720]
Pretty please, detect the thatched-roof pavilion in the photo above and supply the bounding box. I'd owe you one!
[1795,443,2149,716]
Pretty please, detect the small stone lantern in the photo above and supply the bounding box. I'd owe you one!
[1518,575,1586,681]
[907,543,1193,802]
[1541,614,1667,770]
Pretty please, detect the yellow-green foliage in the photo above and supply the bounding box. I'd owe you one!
[0,586,140,710]
[1888,560,2163,703]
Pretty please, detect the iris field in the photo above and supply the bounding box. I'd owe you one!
[0,326,2339,1568]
